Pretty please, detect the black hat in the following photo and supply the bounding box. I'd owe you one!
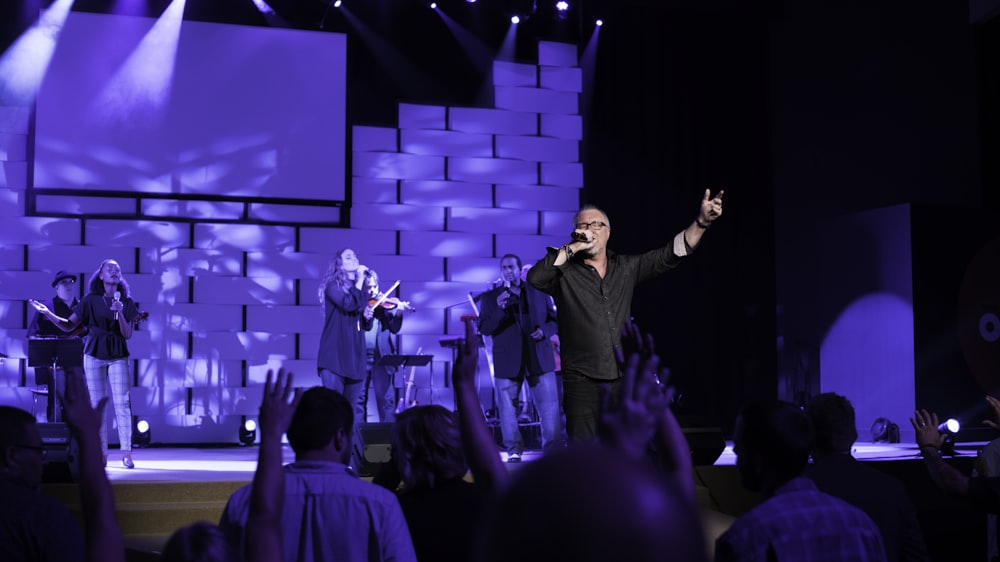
[52,271,76,288]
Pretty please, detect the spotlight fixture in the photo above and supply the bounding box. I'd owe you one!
[595,19,604,27]
[333,0,342,7]
[869,417,900,443]
[511,15,520,23]
[937,418,960,434]
[134,418,151,447]
[555,1,569,11]
[430,2,436,7]
[936,418,961,456]
[239,417,257,446]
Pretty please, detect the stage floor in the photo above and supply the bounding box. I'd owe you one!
[98,440,979,483]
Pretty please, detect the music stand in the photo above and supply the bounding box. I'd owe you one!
[375,354,433,369]
[28,338,84,421]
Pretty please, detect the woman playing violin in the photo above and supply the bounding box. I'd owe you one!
[361,270,413,422]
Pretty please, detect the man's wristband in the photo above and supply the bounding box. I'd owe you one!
[562,245,574,259]
[695,218,711,229]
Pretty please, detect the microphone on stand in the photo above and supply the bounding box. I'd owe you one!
[113,291,121,321]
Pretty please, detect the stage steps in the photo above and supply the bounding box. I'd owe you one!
[43,480,247,561]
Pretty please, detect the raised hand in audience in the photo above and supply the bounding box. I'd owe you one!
[454,315,507,489]
[599,321,694,503]
[60,369,126,562]
[245,369,301,562]
[983,396,1000,432]
[910,409,947,452]
[911,408,971,497]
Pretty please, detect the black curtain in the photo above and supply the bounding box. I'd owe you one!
[581,4,777,432]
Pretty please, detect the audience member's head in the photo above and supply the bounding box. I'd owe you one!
[477,445,707,562]
[806,392,858,457]
[286,387,353,463]
[733,399,813,494]
[0,406,45,489]
[392,405,467,490]
[161,521,239,562]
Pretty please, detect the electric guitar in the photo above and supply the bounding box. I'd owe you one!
[395,346,422,414]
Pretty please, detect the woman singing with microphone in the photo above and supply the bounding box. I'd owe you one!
[317,248,372,422]
[29,258,139,468]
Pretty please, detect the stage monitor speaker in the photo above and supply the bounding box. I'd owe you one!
[682,427,726,466]
[37,422,79,483]
[351,422,393,477]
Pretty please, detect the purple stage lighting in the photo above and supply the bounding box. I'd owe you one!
[555,1,569,11]
[511,15,520,23]
[430,1,436,7]
[595,19,603,26]
[333,0,342,7]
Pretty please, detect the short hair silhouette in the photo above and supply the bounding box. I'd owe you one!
[0,406,35,458]
[161,521,239,562]
[737,399,813,484]
[286,387,353,453]
[806,393,858,454]
[477,445,707,562]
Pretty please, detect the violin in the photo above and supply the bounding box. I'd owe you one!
[368,296,415,312]
[366,279,415,312]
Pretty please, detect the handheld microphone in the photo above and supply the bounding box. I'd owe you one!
[113,291,121,321]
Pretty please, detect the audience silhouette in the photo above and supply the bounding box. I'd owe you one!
[218,380,415,562]
[806,392,929,562]
[715,399,887,561]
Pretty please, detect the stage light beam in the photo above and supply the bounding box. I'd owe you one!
[0,0,74,106]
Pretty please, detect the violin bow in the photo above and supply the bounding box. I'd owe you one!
[371,280,401,308]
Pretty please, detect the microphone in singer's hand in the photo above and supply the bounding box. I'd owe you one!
[113,291,121,321]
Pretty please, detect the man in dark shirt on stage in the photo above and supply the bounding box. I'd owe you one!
[527,190,723,441]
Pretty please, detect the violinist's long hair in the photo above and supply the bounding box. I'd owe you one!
[87,258,131,298]
[318,249,355,307]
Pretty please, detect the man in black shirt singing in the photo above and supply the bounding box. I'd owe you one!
[526,190,723,441]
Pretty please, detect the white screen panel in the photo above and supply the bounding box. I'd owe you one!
[34,12,346,201]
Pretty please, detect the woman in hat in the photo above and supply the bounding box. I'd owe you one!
[29,259,140,468]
